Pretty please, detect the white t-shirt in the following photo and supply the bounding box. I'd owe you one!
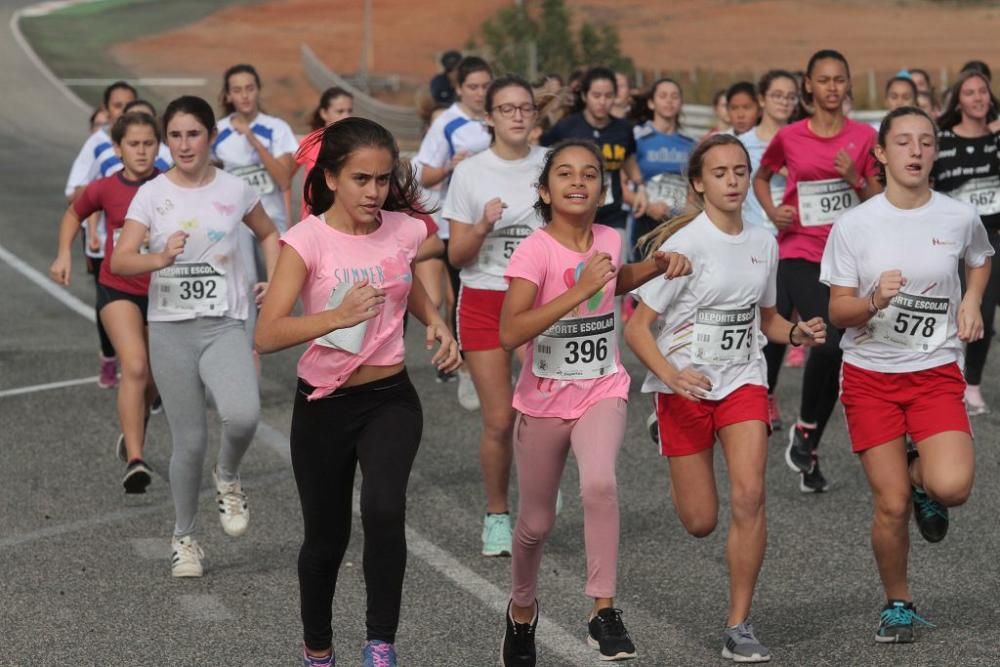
[414,103,491,239]
[212,112,297,231]
[441,146,546,290]
[125,169,260,322]
[65,128,172,258]
[634,212,778,400]
[820,192,993,373]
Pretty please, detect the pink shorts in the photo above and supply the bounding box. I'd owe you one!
[457,286,505,352]
[840,362,971,453]
[655,384,769,457]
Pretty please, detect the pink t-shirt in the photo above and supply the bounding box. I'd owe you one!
[281,211,427,399]
[505,224,630,419]
[760,118,877,264]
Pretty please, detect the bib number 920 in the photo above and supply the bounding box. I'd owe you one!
[179,279,218,301]
[564,338,608,364]
[892,312,936,338]
[820,192,854,213]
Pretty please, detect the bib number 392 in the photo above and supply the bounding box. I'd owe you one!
[691,306,758,365]
[157,262,228,315]
[866,293,948,352]
[533,313,617,380]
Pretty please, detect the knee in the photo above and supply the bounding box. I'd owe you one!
[924,479,972,508]
[482,409,515,444]
[730,485,766,523]
[680,512,717,538]
[580,475,618,509]
[516,512,556,547]
[118,354,149,384]
[361,495,407,534]
[874,493,910,524]
[221,401,260,441]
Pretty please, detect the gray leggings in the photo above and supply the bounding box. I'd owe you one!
[149,317,260,537]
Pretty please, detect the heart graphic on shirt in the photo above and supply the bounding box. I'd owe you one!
[563,262,604,312]
[207,229,226,242]
[213,201,237,216]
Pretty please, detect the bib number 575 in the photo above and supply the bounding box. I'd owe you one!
[721,328,752,351]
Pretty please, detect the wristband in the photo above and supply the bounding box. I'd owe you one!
[869,291,879,314]
[789,323,802,347]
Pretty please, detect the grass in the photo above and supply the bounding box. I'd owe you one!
[19,0,262,109]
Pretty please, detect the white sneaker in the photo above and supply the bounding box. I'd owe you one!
[171,536,204,578]
[457,367,480,411]
[115,433,127,462]
[213,467,249,537]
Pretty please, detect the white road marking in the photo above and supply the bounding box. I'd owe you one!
[0,242,96,321]
[178,594,235,622]
[0,375,99,398]
[8,6,90,111]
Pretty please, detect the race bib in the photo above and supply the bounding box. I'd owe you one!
[533,313,617,380]
[948,176,1000,216]
[691,306,758,365]
[866,292,949,352]
[156,262,228,315]
[797,178,859,227]
[646,173,688,213]
[231,164,275,196]
[477,224,533,274]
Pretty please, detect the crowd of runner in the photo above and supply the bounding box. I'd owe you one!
[47,49,999,666]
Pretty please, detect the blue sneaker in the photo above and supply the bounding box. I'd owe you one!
[907,442,949,542]
[362,640,397,667]
[302,647,334,666]
[875,600,934,643]
[482,513,513,557]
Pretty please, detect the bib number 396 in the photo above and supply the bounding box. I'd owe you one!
[867,293,948,352]
[533,313,617,380]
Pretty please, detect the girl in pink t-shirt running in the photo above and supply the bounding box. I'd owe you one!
[255,117,460,667]
[498,139,690,665]
[752,49,881,494]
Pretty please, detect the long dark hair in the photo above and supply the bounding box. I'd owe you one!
[310,87,353,131]
[220,64,262,116]
[304,117,429,217]
[936,69,999,130]
[533,139,606,223]
[573,66,617,114]
[629,77,683,127]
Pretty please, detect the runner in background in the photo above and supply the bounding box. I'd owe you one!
[908,68,932,95]
[725,81,761,136]
[415,56,493,402]
[112,95,279,579]
[626,134,826,664]
[707,89,731,136]
[294,87,355,219]
[442,76,546,558]
[50,111,162,493]
[255,117,459,667]
[932,68,1000,414]
[611,71,632,119]
[430,49,463,107]
[753,49,881,493]
[871,76,918,130]
[499,139,690,666]
[822,106,989,643]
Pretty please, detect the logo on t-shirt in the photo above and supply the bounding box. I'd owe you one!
[932,238,957,247]
[751,255,765,265]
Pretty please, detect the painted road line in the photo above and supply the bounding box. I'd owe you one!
[0,375,99,398]
[0,242,96,321]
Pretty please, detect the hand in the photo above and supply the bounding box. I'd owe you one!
[576,252,616,298]
[958,295,985,342]
[632,187,649,218]
[873,270,906,309]
[645,200,669,221]
[792,317,827,348]
[988,119,1000,134]
[230,115,250,136]
[770,205,796,229]
[253,281,268,306]
[665,367,713,402]
[161,231,188,267]
[331,279,386,329]
[652,251,692,280]
[49,254,71,286]
[426,319,461,373]
[447,151,469,173]
[87,230,101,253]
[476,197,506,233]
[833,149,859,186]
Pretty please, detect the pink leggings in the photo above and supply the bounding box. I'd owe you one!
[511,397,628,607]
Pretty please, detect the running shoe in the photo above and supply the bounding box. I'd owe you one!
[587,607,637,661]
[721,621,770,663]
[482,513,513,557]
[457,367,480,411]
[501,600,537,667]
[361,640,396,667]
[98,355,118,389]
[150,395,163,415]
[906,442,949,542]
[213,467,249,537]
[965,387,989,416]
[646,411,660,445]
[799,455,830,493]
[122,459,152,494]
[170,535,204,578]
[115,433,127,463]
[784,345,805,368]
[875,600,933,643]
[784,424,814,474]
[302,648,334,666]
[767,394,782,432]
[435,367,456,383]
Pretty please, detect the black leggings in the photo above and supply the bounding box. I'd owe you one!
[89,257,115,358]
[763,259,843,445]
[962,230,1000,385]
[291,371,423,651]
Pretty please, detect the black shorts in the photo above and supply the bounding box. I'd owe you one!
[96,283,149,324]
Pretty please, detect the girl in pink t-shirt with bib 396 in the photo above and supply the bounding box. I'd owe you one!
[498,138,691,666]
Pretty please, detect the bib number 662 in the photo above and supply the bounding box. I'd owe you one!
[892,312,936,338]
[564,337,608,364]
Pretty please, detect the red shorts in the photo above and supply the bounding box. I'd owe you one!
[840,362,971,453]
[457,286,505,352]
[655,384,769,457]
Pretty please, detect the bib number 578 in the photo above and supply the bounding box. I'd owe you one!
[564,338,608,364]
[893,312,936,338]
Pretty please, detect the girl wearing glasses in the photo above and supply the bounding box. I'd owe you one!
[442,76,547,558]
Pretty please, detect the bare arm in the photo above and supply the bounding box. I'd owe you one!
[49,205,84,285]
[416,233,445,262]
[110,220,183,276]
[243,202,280,281]
[499,276,591,351]
[759,305,826,347]
[614,252,691,296]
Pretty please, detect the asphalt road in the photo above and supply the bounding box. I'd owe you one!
[1,2,999,665]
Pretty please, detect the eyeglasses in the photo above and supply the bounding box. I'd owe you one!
[493,103,538,118]
[766,93,799,103]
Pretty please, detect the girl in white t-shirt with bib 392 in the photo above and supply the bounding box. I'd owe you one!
[625,134,827,664]
[821,106,992,644]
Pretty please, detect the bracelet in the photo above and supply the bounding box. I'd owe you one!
[869,291,879,314]
[789,322,802,347]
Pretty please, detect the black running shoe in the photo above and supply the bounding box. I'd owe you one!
[123,459,152,494]
[587,608,637,661]
[799,455,830,493]
[501,600,537,667]
[150,395,163,415]
[436,367,456,383]
[784,424,814,474]
[875,600,933,643]
[906,442,949,542]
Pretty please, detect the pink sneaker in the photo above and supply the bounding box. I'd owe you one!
[767,394,783,431]
[98,355,118,389]
[785,346,806,368]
